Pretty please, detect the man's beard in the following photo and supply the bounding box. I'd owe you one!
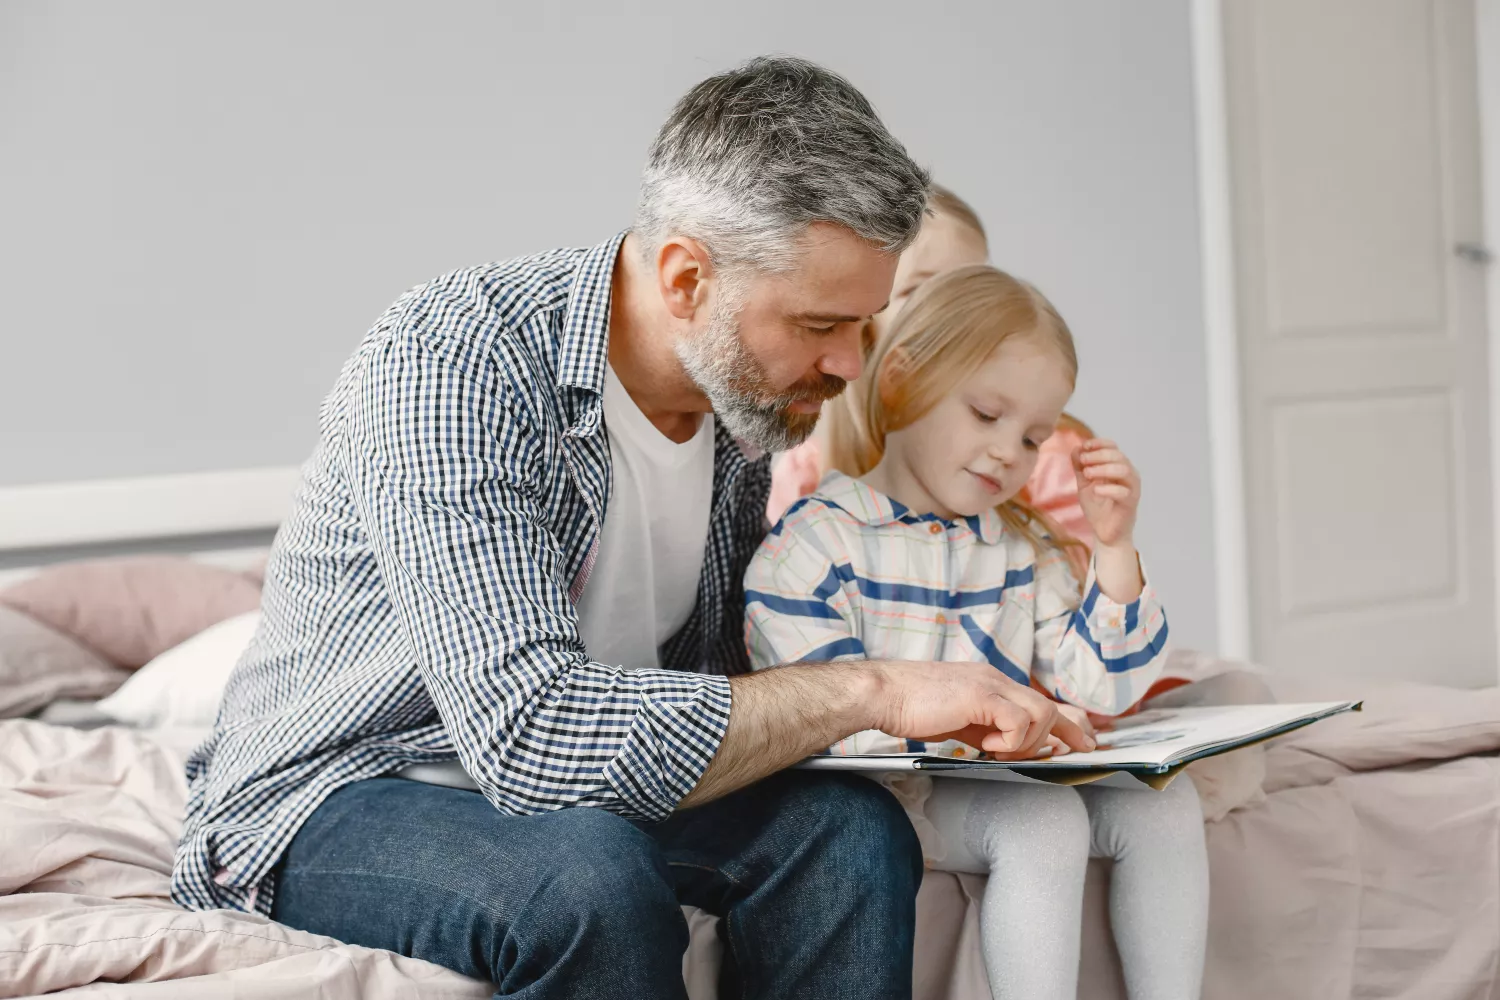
[675,296,847,453]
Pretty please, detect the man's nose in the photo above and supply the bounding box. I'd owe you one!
[815,324,865,383]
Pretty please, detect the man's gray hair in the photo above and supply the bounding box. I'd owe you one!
[635,56,931,275]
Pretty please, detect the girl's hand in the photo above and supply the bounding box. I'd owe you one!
[1071,438,1140,550]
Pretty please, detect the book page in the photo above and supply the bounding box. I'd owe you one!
[801,702,1358,772]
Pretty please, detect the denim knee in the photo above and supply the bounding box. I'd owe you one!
[520,807,684,930]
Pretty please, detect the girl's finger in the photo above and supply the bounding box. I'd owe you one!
[1084,438,1118,451]
[1078,448,1126,465]
[1083,463,1133,481]
[1090,483,1132,499]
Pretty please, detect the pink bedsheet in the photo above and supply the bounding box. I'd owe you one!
[4,670,1500,999]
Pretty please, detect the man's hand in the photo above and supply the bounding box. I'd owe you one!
[679,659,1096,808]
[1037,702,1098,758]
[874,660,1096,761]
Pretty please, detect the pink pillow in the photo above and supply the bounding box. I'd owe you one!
[0,557,263,670]
[241,553,270,588]
[0,605,132,718]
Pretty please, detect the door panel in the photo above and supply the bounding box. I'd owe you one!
[1225,0,1496,684]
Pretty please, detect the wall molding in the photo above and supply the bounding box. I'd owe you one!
[1476,0,1500,682]
[0,466,300,551]
[1191,0,1253,660]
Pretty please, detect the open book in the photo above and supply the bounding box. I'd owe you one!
[798,701,1360,786]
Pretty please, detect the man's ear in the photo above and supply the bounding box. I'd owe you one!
[656,237,714,321]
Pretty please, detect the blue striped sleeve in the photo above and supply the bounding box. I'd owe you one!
[1031,551,1170,716]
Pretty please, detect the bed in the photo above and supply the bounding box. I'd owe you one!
[3,549,1499,999]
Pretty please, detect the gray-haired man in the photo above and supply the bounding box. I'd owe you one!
[173,57,1085,998]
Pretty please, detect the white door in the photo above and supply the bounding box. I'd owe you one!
[1223,0,1497,685]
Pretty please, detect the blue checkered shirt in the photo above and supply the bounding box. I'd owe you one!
[172,233,772,915]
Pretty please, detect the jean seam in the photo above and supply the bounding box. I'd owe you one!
[279,865,514,925]
[667,859,747,889]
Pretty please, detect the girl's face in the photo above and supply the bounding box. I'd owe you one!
[867,212,988,346]
[881,336,1074,519]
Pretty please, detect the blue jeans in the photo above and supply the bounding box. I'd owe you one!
[270,770,922,999]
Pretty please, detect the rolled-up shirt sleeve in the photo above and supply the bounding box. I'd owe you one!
[338,332,729,822]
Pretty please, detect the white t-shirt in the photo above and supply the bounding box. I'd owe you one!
[574,365,715,670]
[400,365,715,789]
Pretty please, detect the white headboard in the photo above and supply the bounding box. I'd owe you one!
[0,466,299,586]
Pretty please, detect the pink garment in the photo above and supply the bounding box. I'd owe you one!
[766,439,825,525]
[1022,428,1093,548]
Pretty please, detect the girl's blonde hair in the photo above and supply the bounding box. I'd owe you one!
[854,264,1088,564]
[824,183,987,478]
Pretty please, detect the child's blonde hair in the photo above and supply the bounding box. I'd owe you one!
[824,183,987,478]
[857,264,1089,564]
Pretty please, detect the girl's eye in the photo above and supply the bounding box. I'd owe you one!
[1024,438,1040,450]
[971,407,998,424]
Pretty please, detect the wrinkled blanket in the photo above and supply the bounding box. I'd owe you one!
[0,721,493,998]
[5,672,1500,999]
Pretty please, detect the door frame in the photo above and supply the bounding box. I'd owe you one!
[1476,0,1500,681]
[1190,0,1253,660]
[1192,0,1500,673]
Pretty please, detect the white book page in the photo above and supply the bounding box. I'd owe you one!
[1015,701,1353,768]
[799,701,1357,772]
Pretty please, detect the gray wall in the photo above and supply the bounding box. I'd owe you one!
[0,1,1220,650]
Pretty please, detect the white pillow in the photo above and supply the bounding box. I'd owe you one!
[97,610,260,729]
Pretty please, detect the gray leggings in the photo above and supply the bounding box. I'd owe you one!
[925,775,1208,1000]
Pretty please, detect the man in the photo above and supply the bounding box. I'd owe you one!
[173,56,1087,998]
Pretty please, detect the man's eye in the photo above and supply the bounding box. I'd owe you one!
[971,407,998,424]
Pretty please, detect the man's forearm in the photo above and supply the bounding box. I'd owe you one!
[677,661,881,808]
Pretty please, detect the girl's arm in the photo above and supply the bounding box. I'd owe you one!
[1029,436,1167,716]
[1030,548,1170,717]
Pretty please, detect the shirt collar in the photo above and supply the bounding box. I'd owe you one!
[556,231,627,399]
[816,471,1006,545]
[555,230,765,465]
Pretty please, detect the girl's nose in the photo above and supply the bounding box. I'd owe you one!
[989,435,1020,467]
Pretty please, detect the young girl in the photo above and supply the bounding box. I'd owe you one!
[765,183,989,524]
[766,182,1098,551]
[745,265,1209,1000]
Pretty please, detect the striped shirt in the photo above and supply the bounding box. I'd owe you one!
[172,233,771,915]
[744,472,1169,755]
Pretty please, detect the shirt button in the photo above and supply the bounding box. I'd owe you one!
[934,613,947,625]
[929,523,943,535]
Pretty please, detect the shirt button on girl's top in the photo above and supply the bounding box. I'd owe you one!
[929,523,943,535]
